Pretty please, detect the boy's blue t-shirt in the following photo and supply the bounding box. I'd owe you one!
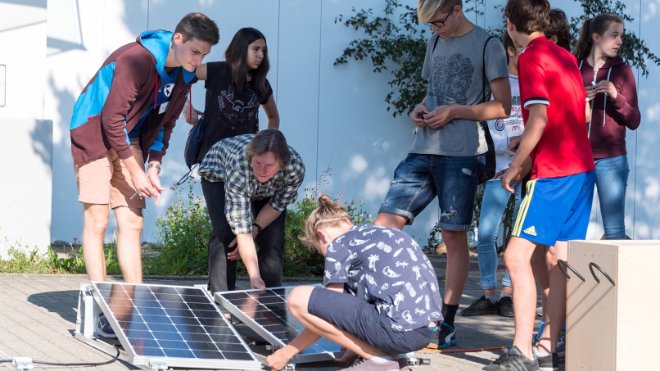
[128,67,180,140]
[323,224,444,331]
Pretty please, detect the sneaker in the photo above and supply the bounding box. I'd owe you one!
[497,296,514,318]
[433,322,456,349]
[461,295,499,316]
[339,357,400,371]
[533,347,558,371]
[485,346,539,371]
[96,313,117,339]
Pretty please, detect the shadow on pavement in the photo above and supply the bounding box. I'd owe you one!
[28,289,79,324]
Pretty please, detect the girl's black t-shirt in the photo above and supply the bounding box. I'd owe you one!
[197,61,273,162]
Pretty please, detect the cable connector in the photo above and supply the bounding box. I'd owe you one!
[12,357,33,370]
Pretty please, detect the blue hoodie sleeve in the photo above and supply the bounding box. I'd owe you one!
[148,127,165,155]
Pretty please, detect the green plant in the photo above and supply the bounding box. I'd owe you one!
[152,181,210,275]
[47,246,86,273]
[0,247,54,273]
[283,195,374,277]
[334,0,428,117]
[284,197,325,277]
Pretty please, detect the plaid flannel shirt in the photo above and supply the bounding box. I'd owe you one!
[198,134,305,234]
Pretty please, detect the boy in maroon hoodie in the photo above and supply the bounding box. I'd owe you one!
[70,13,218,286]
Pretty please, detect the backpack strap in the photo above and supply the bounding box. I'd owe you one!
[482,35,496,103]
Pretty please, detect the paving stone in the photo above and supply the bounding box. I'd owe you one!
[0,259,535,370]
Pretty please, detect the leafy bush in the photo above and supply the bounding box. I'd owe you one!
[152,181,210,275]
[284,196,374,277]
[0,247,54,273]
[47,245,86,273]
[283,197,325,277]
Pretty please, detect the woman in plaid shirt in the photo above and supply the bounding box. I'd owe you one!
[198,129,305,292]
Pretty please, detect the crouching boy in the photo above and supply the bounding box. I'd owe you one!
[266,195,443,371]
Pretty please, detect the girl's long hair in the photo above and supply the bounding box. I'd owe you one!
[225,27,270,95]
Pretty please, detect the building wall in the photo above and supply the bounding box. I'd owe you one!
[0,0,51,256]
[1,0,659,257]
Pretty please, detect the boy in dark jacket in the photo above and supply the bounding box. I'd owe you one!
[70,13,219,290]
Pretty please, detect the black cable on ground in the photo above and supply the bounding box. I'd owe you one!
[0,345,120,368]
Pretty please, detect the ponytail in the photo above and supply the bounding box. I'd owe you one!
[299,195,350,250]
[574,18,594,61]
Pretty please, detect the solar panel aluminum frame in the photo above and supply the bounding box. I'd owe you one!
[215,287,340,364]
[75,283,133,365]
[75,282,262,370]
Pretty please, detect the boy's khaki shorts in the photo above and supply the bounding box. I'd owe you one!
[75,143,146,209]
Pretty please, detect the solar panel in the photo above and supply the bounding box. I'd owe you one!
[91,282,261,370]
[215,287,340,364]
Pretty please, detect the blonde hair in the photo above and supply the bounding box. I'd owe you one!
[417,0,461,24]
[299,195,350,250]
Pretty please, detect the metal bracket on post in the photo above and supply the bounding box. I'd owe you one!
[11,357,33,371]
[147,360,168,371]
[75,283,99,339]
[399,352,430,367]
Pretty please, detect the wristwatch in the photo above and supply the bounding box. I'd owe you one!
[148,163,161,174]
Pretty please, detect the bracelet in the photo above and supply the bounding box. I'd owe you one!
[252,222,263,234]
[148,163,161,174]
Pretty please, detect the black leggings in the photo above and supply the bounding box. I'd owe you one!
[201,179,286,293]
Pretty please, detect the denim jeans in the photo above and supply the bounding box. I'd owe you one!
[594,155,629,239]
[202,179,286,293]
[379,153,480,230]
[476,179,521,290]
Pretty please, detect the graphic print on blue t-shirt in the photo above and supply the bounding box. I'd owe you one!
[129,67,179,139]
[324,225,443,331]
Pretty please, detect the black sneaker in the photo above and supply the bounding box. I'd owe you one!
[485,346,539,371]
[430,322,456,349]
[533,347,559,371]
[461,295,499,316]
[96,313,117,339]
[497,296,514,318]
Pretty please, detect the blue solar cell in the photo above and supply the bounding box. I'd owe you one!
[92,282,259,368]
[216,287,341,362]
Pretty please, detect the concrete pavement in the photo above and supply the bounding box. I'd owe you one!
[0,259,528,370]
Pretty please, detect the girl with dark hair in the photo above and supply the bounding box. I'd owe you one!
[186,27,279,162]
[575,14,641,239]
[545,8,571,51]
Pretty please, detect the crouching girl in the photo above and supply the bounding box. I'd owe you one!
[266,195,443,370]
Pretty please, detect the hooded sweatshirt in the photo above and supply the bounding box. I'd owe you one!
[70,30,196,166]
[578,56,640,159]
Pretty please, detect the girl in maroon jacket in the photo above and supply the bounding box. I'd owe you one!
[575,14,641,239]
